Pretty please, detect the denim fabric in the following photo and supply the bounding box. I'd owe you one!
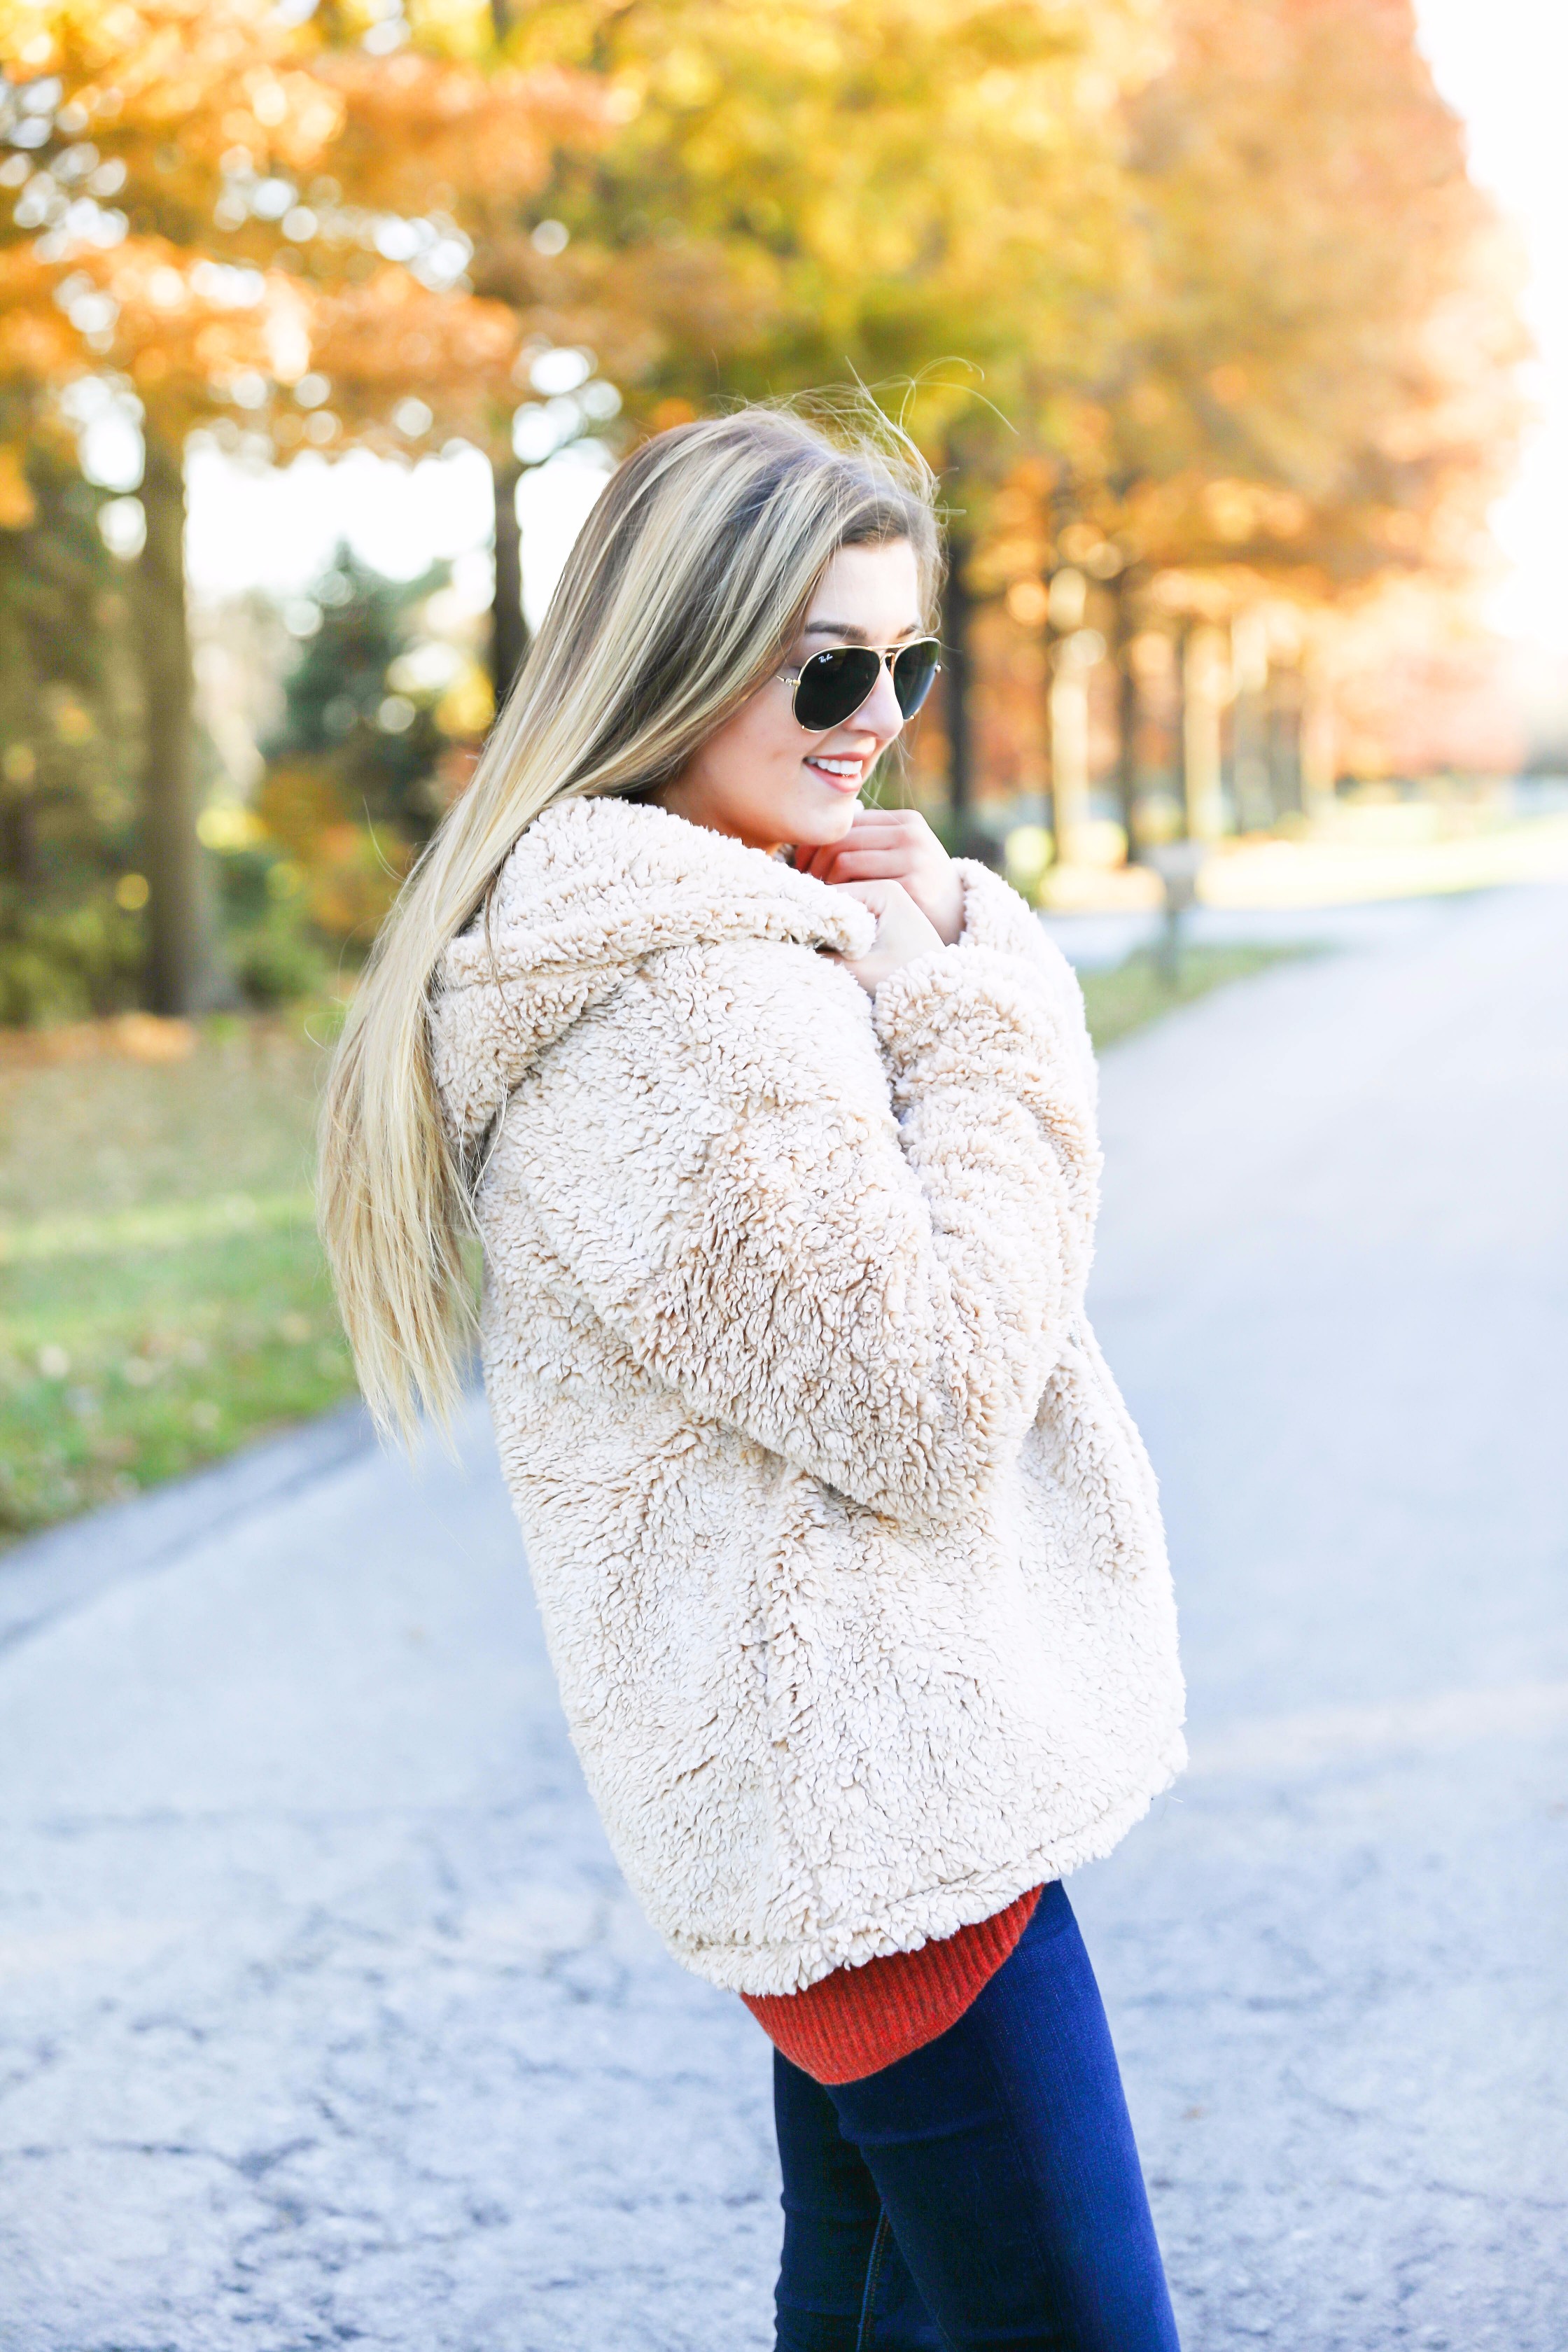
[773,1882,1180,2351]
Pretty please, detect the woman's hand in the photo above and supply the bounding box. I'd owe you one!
[800,808,965,945]
[830,878,945,995]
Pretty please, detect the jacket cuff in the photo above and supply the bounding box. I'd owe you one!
[951,860,1049,958]
[870,943,1092,1107]
[951,860,1094,1072]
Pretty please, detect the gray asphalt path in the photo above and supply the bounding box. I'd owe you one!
[1,883,1564,2351]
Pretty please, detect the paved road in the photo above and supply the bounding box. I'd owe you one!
[1,885,1564,2351]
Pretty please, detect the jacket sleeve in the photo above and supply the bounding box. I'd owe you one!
[951,858,1099,1095]
[508,918,1100,1530]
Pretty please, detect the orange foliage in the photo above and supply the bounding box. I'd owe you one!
[1320,588,1526,783]
[0,0,1532,814]
[0,1,607,447]
[319,50,605,216]
[948,0,1528,804]
[255,759,411,941]
[1078,0,1524,589]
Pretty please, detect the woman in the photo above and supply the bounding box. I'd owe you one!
[321,404,1186,2349]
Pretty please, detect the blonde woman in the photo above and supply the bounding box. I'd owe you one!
[321,405,1185,2350]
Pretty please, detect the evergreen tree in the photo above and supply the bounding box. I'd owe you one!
[0,429,142,1020]
[262,544,449,846]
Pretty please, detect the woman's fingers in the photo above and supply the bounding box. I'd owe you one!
[811,851,915,883]
[805,816,931,874]
[808,811,922,852]
[843,813,927,849]
[799,812,963,944]
[831,878,944,993]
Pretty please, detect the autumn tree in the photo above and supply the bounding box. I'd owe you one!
[474,0,1161,837]
[1118,0,1519,574]
[983,0,1525,848]
[1,0,1525,956]
[0,0,601,1011]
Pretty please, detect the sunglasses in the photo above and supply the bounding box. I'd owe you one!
[778,636,942,734]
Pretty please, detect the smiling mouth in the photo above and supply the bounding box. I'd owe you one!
[805,754,864,791]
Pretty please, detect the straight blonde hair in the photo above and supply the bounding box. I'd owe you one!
[318,399,941,1443]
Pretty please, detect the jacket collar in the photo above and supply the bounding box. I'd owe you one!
[433,793,876,1151]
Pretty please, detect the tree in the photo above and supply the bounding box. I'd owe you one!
[0,412,141,1018]
[1,0,1526,955]
[259,540,469,853]
[1125,0,1519,572]
[0,0,603,1009]
[474,0,1160,827]
[298,15,614,696]
[981,0,1525,847]
[249,544,445,964]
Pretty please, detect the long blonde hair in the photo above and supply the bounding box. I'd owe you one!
[318,399,941,1443]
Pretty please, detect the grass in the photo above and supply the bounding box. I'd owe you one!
[0,1007,356,1544]
[0,939,1296,1548]
[1077,941,1303,1051]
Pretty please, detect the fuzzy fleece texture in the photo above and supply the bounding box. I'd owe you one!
[430,794,1185,1996]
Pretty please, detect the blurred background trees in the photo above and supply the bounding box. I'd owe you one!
[962,0,1527,873]
[0,430,141,1019]
[0,0,1531,1015]
[0,0,601,1011]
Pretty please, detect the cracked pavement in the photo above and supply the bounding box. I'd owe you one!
[1,883,1564,2349]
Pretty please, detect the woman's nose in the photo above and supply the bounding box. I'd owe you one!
[855,659,906,741]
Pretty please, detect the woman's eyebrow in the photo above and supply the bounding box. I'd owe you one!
[801,620,925,643]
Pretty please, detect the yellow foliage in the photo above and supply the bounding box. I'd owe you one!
[0,0,608,446]
[195,802,266,850]
[253,762,411,941]
[0,0,1531,822]
[0,443,34,529]
[435,659,494,739]
[304,821,410,944]
[255,760,353,864]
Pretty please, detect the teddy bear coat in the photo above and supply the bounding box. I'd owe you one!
[430,793,1185,1997]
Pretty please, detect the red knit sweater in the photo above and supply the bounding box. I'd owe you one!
[742,1887,1042,2084]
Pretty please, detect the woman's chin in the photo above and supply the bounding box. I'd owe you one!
[785,794,861,850]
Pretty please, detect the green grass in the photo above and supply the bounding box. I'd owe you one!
[0,1008,356,1544]
[0,939,1300,1546]
[1078,941,1303,1053]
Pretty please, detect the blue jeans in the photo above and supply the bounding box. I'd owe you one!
[773,1882,1181,2351]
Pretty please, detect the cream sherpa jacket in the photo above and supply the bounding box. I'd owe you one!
[431,795,1184,1996]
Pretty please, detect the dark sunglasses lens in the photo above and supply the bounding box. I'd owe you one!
[892,639,940,718]
[793,646,881,732]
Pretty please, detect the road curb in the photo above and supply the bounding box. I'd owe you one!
[0,1400,378,1654]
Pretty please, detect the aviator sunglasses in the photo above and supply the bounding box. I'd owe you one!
[778,635,942,735]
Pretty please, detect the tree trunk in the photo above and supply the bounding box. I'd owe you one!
[490,454,528,709]
[942,533,978,853]
[136,433,222,1016]
[1048,647,1091,867]
[1268,661,1305,816]
[1230,610,1273,832]
[1182,623,1227,843]
[1172,622,1189,838]
[1300,652,1336,816]
[0,790,36,891]
[1111,576,1140,858]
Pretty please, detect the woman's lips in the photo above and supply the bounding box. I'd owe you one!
[805,755,865,793]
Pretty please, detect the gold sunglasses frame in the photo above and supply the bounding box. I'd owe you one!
[776,636,943,735]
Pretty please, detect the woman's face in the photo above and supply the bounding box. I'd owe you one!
[656,538,927,855]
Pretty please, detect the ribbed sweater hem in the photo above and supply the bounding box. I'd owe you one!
[741,1885,1043,2085]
